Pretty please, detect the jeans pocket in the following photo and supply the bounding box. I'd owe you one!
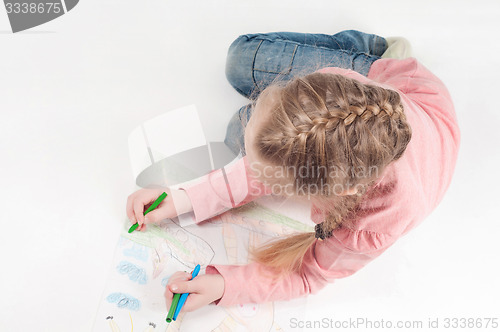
[253,40,298,75]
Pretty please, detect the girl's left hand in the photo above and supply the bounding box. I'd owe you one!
[164,270,225,312]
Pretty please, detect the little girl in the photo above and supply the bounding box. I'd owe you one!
[126,30,460,312]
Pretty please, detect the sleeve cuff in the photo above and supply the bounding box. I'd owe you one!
[205,265,224,306]
[179,179,224,223]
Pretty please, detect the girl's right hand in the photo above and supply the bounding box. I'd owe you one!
[126,187,193,231]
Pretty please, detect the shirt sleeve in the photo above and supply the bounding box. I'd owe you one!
[178,155,273,223]
[205,227,397,306]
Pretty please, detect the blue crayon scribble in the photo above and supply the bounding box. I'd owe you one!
[106,292,141,311]
[123,243,149,262]
[116,261,148,284]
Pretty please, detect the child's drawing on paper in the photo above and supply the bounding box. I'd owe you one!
[208,203,310,332]
[94,103,309,331]
[93,218,213,332]
[94,201,308,332]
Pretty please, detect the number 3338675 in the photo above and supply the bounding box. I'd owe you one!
[5,2,62,14]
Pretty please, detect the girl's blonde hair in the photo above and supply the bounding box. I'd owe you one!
[244,72,412,280]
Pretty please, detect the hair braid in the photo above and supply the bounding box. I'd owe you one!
[249,72,412,279]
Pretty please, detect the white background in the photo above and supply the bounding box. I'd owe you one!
[1,0,499,331]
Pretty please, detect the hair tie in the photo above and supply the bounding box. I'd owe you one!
[315,222,332,240]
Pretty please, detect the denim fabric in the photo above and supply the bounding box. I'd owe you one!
[223,30,388,156]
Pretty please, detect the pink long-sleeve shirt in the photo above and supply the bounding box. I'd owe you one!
[179,57,461,306]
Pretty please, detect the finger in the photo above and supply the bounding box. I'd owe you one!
[138,224,146,232]
[164,285,176,301]
[126,194,137,224]
[167,272,192,285]
[164,272,190,308]
[169,276,191,285]
[164,287,173,300]
[133,198,147,225]
[169,279,202,294]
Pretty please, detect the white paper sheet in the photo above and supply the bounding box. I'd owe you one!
[93,201,311,332]
[94,105,310,331]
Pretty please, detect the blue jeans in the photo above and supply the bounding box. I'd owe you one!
[223,30,388,156]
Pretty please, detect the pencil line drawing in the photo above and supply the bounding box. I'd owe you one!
[96,202,310,331]
[209,202,311,332]
[97,119,310,331]
[95,217,214,331]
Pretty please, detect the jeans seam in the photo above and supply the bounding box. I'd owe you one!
[232,85,248,98]
[253,46,369,75]
[373,35,387,56]
[251,39,264,92]
[238,105,245,122]
[351,52,371,76]
[253,44,298,75]
[251,37,367,54]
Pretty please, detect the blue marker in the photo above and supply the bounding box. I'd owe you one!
[173,264,201,321]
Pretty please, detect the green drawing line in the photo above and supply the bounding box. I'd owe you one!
[121,221,190,255]
[122,202,312,249]
[232,203,313,232]
[122,185,312,253]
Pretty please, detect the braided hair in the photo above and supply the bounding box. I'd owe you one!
[247,72,412,280]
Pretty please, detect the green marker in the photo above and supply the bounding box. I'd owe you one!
[166,293,181,323]
[128,191,168,233]
[128,222,139,233]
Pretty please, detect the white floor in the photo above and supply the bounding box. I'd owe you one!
[1,0,499,331]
